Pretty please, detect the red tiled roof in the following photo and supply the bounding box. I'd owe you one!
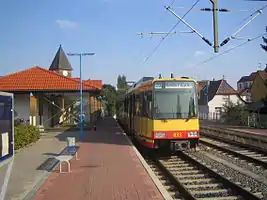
[238,89,250,96]
[0,66,102,91]
[216,80,238,95]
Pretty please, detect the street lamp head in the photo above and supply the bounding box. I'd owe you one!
[82,53,95,56]
[67,53,80,56]
[67,52,95,56]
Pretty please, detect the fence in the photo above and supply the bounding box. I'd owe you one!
[199,112,267,128]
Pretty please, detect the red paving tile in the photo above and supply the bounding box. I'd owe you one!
[33,117,164,200]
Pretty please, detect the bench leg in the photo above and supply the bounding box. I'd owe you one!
[75,152,79,160]
[59,161,71,173]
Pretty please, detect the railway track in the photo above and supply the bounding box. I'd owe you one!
[146,152,263,200]
[200,137,267,169]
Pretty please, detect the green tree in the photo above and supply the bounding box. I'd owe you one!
[117,74,128,90]
[260,36,267,52]
[221,101,249,125]
[100,84,117,116]
[116,74,129,115]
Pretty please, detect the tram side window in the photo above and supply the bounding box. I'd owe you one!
[142,92,148,117]
[140,92,144,117]
[142,91,152,118]
[135,94,141,116]
[128,96,132,116]
[147,91,152,118]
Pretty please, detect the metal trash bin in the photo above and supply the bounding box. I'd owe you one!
[67,137,75,147]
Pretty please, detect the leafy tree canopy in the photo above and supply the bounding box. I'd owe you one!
[100,84,117,115]
[117,74,128,90]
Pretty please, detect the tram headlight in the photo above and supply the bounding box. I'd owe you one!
[155,132,167,138]
[188,132,198,137]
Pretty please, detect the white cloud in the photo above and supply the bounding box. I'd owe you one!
[56,20,79,29]
[194,50,205,57]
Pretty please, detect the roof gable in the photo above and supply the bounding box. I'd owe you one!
[216,80,237,95]
[0,66,102,91]
[198,80,221,105]
[49,45,73,71]
[197,81,208,94]
[198,79,238,105]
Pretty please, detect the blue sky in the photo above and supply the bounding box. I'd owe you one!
[0,0,266,88]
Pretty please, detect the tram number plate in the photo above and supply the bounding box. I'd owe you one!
[173,132,183,137]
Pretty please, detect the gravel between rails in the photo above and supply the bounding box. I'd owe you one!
[188,151,267,199]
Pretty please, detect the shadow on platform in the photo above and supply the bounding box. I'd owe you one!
[36,157,58,172]
[44,117,131,146]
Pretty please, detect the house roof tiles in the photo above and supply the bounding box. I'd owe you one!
[0,66,102,92]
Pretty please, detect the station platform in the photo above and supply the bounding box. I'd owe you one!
[200,120,267,136]
[32,117,167,200]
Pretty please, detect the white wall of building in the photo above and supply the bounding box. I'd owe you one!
[208,94,241,113]
[199,94,244,120]
[14,93,30,121]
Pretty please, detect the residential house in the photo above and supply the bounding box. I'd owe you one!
[198,79,244,120]
[237,72,257,102]
[248,67,267,127]
[251,67,267,103]
[0,45,103,128]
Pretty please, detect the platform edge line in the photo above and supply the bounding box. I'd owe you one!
[116,122,174,200]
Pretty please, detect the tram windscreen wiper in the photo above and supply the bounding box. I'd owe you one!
[187,96,196,119]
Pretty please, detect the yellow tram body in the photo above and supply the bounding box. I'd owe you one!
[118,76,200,151]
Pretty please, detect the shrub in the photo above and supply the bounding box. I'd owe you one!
[221,101,249,125]
[14,124,40,150]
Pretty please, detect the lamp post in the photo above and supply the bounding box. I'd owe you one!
[67,52,95,141]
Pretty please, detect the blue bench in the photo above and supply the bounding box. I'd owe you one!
[55,145,80,173]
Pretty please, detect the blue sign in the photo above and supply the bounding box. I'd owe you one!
[0,94,14,163]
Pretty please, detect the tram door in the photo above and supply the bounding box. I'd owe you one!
[129,94,135,135]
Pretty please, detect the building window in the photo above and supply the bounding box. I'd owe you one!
[215,107,222,113]
[238,83,243,90]
[222,95,230,103]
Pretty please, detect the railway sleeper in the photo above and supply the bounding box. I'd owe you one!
[168,191,184,199]
[196,196,241,200]
[191,188,231,197]
[167,166,195,171]
[185,183,223,190]
[180,178,214,184]
[164,163,190,167]
[176,173,208,179]
[173,170,202,175]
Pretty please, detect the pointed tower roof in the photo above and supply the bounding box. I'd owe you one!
[49,45,73,71]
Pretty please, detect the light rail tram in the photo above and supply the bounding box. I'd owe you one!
[117,74,200,152]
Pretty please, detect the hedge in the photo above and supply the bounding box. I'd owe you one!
[14,124,40,150]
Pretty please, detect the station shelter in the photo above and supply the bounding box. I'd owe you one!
[0,45,103,128]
